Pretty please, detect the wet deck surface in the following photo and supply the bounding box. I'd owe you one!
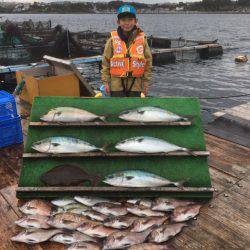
[0,99,249,249]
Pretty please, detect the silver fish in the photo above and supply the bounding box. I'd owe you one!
[14,215,50,229]
[115,136,191,154]
[50,231,97,244]
[51,198,77,207]
[32,137,102,154]
[52,203,88,215]
[149,223,187,243]
[41,107,105,122]
[47,212,88,230]
[119,106,188,123]
[11,229,62,244]
[82,209,108,222]
[103,226,154,249]
[127,199,152,208]
[152,198,197,212]
[171,204,202,222]
[128,243,173,250]
[131,217,168,232]
[103,215,137,229]
[103,170,184,188]
[77,220,117,238]
[92,202,128,216]
[74,196,120,206]
[19,199,52,217]
[127,205,165,217]
[67,242,101,250]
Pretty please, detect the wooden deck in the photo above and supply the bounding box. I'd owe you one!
[0,99,249,249]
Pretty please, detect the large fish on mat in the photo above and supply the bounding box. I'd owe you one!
[128,243,173,250]
[40,164,100,186]
[148,223,187,243]
[11,229,62,244]
[103,170,185,188]
[103,226,154,249]
[103,215,137,229]
[171,204,202,222]
[67,242,101,250]
[131,217,168,232]
[50,231,97,244]
[32,137,103,154]
[47,212,88,230]
[19,199,52,217]
[41,107,106,122]
[14,215,50,229]
[74,196,121,206]
[115,136,194,154]
[119,106,188,123]
[77,220,117,238]
[152,198,197,212]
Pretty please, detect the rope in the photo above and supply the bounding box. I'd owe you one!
[199,93,250,100]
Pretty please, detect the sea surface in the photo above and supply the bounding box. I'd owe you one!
[2,14,250,121]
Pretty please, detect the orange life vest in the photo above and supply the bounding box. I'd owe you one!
[110,30,147,78]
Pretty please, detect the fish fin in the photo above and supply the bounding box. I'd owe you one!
[99,116,106,122]
[125,176,134,181]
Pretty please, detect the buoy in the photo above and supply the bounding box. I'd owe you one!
[235,55,248,63]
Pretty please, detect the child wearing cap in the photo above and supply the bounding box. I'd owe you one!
[101,4,152,97]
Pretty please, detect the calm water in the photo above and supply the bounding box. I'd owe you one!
[2,14,250,120]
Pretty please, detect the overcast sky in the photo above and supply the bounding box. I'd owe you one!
[2,0,199,3]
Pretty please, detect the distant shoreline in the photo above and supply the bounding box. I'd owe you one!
[1,12,250,15]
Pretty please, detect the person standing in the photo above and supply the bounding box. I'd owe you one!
[101,4,152,97]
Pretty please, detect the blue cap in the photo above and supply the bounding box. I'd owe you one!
[117,5,136,18]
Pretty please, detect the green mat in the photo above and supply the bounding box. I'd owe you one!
[17,96,212,199]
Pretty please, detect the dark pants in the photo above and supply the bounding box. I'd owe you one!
[110,91,141,97]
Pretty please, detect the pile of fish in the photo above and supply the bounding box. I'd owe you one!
[12,197,202,249]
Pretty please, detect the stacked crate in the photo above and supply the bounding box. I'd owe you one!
[0,91,23,148]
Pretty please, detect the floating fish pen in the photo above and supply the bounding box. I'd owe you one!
[74,31,223,65]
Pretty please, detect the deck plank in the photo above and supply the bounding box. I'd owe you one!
[205,134,250,178]
[209,167,238,195]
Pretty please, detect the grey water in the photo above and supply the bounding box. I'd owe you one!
[2,14,250,121]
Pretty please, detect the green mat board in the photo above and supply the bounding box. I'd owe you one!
[18,96,212,199]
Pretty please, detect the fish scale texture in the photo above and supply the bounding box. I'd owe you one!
[19,97,211,199]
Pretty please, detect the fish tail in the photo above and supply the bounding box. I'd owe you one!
[99,116,106,122]
[185,149,198,156]
[174,179,187,189]
[180,116,189,121]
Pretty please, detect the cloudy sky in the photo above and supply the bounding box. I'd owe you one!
[3,0,198,3]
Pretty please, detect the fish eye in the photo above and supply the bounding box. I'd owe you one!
[55,111,62,116]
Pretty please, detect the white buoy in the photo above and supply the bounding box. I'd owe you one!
[235,55,248,63]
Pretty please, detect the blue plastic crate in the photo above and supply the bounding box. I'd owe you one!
[0,90,18,120]
[0,115,23,148]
